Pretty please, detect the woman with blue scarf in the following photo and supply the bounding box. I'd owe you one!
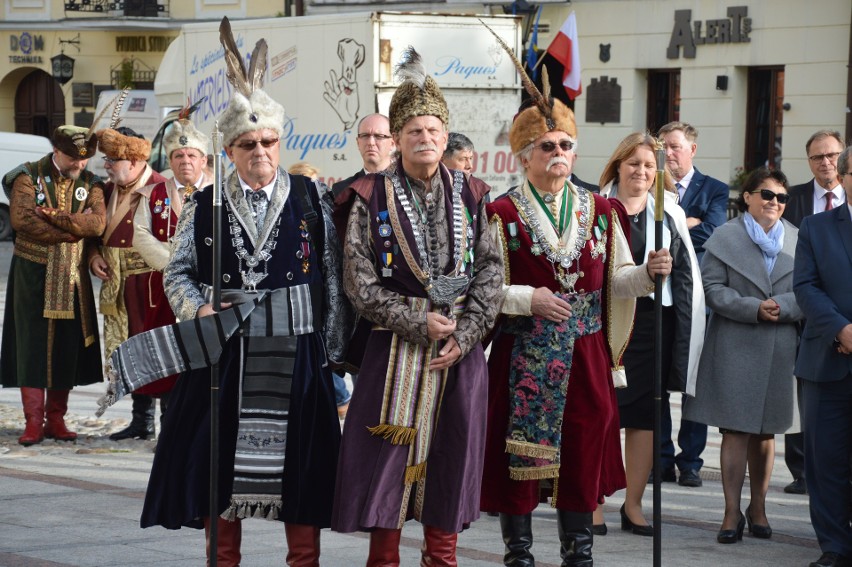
[684,168,804,544]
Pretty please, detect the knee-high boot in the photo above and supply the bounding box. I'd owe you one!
[285,523,320,567]
[18,387,45,446]
[499,513,535,566]
[44,389,76,441]
[204,516,242,567]
[109,393,155,440]
[366,528,402,567]
[556,511,593,567]
[421,525,458,567]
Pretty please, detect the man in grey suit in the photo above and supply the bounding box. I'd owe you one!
[656,121,729,488]
[792,144,852,567]
[781,129,846,495]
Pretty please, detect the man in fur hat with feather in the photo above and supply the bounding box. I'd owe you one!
[88,119,168,441]
[330,47,503,566]
[479,28,673,566]
[0,125,106,446]
[140,18,352,567]
[126,111,212,424]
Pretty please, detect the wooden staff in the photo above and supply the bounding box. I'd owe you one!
[652,143,666,567]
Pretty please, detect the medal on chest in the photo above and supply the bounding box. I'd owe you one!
[75,186,88,202]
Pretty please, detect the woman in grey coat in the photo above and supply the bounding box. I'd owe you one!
[684,168,803,545]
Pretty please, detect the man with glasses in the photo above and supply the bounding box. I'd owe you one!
[792,144,852,567]
[141,20,352,567]
[781,129,846,497]
[1,126,105,446]
[654,121,729,489]
[89,126,167,442]
[332,113,395,196]
[480,55,672,563]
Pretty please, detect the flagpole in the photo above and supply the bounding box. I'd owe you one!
[209,121,224,567]
[652,143,665,567]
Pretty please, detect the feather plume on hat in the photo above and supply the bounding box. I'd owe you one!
[96,88,152,162]
[479,19,576,155]
[218,16,284,146]
[388,46,449,133]
[164,98,211,159]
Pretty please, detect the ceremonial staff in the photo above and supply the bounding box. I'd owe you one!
[652,142,665,567]
[209,121,224,567]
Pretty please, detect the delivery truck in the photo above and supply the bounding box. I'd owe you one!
[154,12,523,192]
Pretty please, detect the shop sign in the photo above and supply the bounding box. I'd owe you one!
[8,32,45,64]
[115,36,174,53]
[667,6,751,59]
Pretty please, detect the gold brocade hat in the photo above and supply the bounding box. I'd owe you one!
[388,47,449,133]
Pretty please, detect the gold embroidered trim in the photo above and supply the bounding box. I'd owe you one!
[404,461,427,485]
[366,423,418,446]
[506,438,559,459]
[14,237,49,264]
[490,212,511,286]
[508,464,560,481]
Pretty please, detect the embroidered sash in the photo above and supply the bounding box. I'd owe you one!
[502,290,602,481]
[368,295,466,527]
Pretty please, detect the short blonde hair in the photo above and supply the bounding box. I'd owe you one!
[288,161,320,181]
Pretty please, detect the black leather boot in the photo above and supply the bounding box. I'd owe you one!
[110,393,155,440]
[499,513,535,566]
[556,510,593,567]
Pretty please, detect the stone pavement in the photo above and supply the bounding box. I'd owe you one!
[0,240,821,566]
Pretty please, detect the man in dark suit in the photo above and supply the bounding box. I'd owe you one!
[782,129,846,496]
[330,113,395,199]
[792,144,852,567]
[656,121,729,488]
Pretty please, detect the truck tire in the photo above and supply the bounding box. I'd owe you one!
[0,207,12,241]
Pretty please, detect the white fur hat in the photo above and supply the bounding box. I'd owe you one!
[164,119,211,158]
[219,90,284,146]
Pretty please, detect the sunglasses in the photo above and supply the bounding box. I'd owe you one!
[232,138,279,151]
[750,188,790,204]
[534,140,574,153]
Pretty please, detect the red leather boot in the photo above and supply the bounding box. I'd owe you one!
[18,387,45,446]
[284,523,320,566]
[367,528,402,567]
[44,389,77,441]
[421,525,458,567]
[204,516,242,567]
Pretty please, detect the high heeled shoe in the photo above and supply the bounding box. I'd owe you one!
[745,505,773,539]
[716,511,745,544]
[620,504,653,537]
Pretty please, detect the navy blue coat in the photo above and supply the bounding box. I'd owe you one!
[678,168,729,256]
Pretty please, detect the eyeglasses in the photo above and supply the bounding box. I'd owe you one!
[808,152,841,163]
[534,140,574,153]
[102,156,126,164]
[749,188,790,204]
[232,138,279,151]
[357,133,392,141]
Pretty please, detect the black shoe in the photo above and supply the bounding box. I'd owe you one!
[716,511,745,544]
[619,505,653,537]
[745,504,772,539]
[809,552,852,567]
[678,468,703,487]
[592,523,607,536]
[109,420,154,441]
[784,477,807,495]
[647,467,677,484]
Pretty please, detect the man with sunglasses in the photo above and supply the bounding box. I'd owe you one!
[140,20,352,567]
[331,47,502,565]
[480,58,672,564]
[781,130,847,498]
[88,126,167,442]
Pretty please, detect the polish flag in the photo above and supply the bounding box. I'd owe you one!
[548,12,582,99]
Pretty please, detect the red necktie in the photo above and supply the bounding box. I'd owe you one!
[825,193,835,211]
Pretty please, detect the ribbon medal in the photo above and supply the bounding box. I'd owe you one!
[74,186,88,202]
[153,199,163,215]
[594,214,608,241]
[378,210,392,238]
[161,198,171,220]
[381,252,393,277]
[299,219,311,273]
[507,221,520,251]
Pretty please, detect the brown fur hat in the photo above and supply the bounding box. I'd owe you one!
[509,98,577,155]
[388,47,449,133]
[52,125,99,160]
[97,127,151,162]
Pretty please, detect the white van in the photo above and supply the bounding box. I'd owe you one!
[0,132,53,240]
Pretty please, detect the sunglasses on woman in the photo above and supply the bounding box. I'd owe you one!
[749,188,790,204]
